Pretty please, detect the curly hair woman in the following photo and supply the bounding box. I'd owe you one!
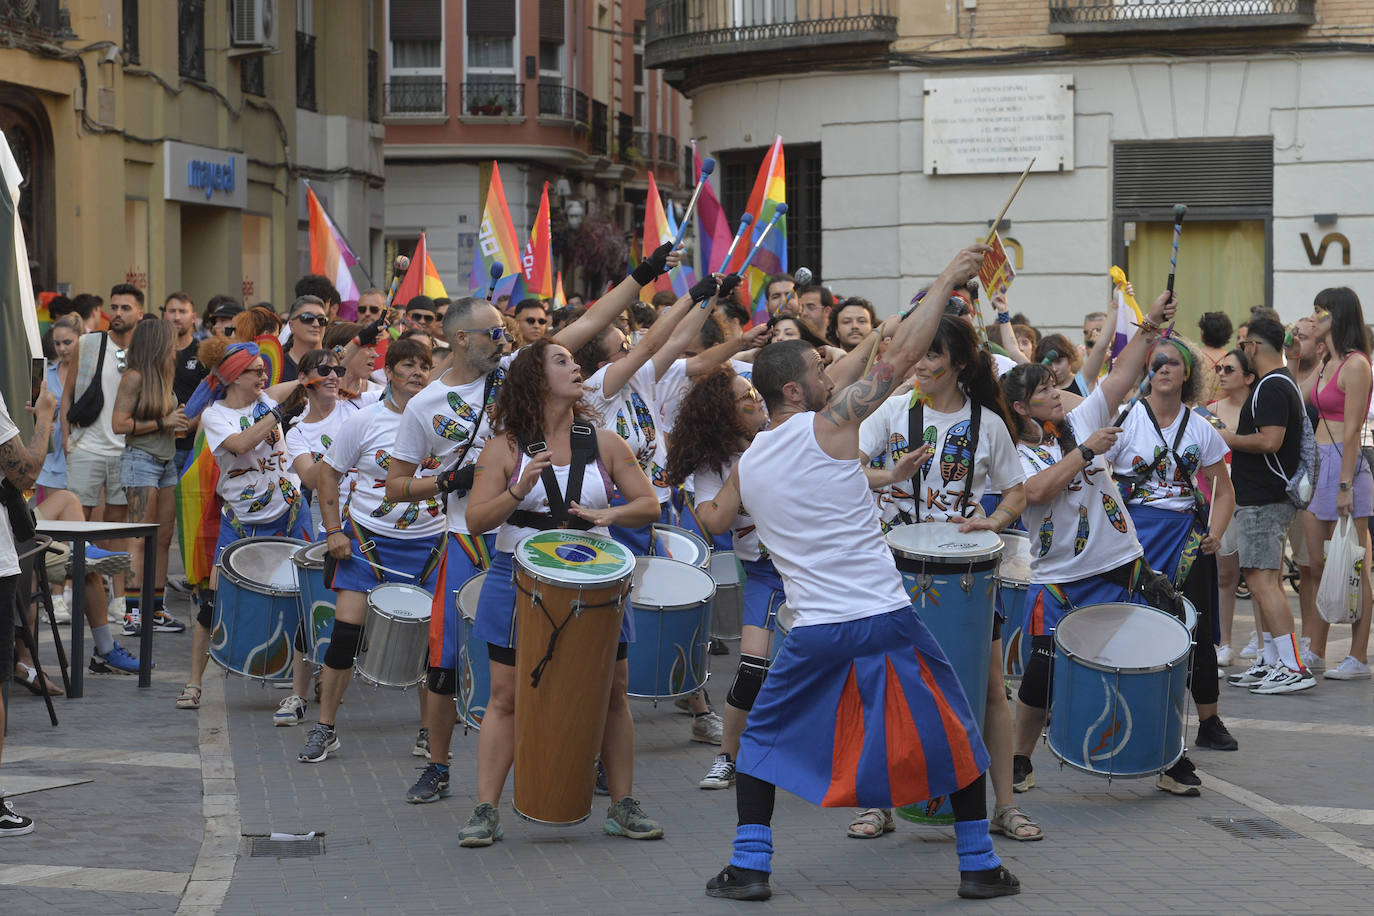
[462,336,664,845]
[666,366,780,792]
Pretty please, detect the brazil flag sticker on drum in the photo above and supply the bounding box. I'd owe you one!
[515,531,636,585]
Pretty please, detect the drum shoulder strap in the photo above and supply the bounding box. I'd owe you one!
[907,399,981,517]
[513,424,600,529]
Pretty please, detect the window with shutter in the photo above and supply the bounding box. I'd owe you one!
[465,0,519,116]
[388,0,445,115]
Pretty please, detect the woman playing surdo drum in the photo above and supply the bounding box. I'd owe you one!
[1000,290,1195,794]
[297,338,445,765]
[461,337,664,846]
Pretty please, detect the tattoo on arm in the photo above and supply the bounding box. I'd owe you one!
[820,359,899,426]
[0,438,37,487]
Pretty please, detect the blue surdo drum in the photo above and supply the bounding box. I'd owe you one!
[1048,602,1192,779]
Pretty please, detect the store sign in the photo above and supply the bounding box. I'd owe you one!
[923,75,1074,175]
[163,141,246,208]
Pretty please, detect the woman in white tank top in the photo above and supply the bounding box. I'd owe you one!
[462,337,663,845]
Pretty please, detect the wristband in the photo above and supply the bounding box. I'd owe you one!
[1078,444,1095,463]
[269,407,283,426]
[325,526,344,537]
[996,311,1011,324]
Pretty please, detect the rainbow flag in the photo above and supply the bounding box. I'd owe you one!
[255,334,284,386]
[641,172,674,304]
[469,161,522,296]
[305,180,362,319]
[510,181,554,303]
[174,429,220,586]
[693,142,732,274]
[553,271,567,307]
[395,231,448,305]
[725,136,787,324]
[1109,265,1144,359]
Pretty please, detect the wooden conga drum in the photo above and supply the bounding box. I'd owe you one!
[512,531,634,825]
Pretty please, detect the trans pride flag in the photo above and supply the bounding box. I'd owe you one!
[693,142,732,275]
[724,136,787,324]
[469,161,522,297]
[305,180,362,319]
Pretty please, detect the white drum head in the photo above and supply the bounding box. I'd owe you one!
[457,572,486,622]
[368,584,433,620]
[294,540,329,570]
[886,522,1003,564]
[709,550,742,587]
[650,525,711,569]
[224,538,301,593]
[1056,603,1191,669]
[631,557,716,610]
[997,531,1032,586]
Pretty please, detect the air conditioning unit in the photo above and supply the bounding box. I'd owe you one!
[230,0,279,52]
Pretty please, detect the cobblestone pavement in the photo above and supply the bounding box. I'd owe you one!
[3,586,1372,915]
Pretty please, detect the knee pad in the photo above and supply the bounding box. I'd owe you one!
[324,622,362,670]
[726,654,770,712]
[1017,635,1055,710]
[195,590,215,629]
[293,623,308,654]
[427,666,457,695]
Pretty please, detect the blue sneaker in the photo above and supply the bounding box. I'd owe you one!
[85,545,131,576]
[90,641,144,675]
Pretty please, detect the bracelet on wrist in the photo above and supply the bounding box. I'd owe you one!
[325,526,344,537]
[506,486,523,501]
[996,311,1011,324]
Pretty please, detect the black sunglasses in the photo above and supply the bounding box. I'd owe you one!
[294,313,329,326]
[312,365,346,377]
[358,304,384,316]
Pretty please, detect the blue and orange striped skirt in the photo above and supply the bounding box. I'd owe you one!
[738,605,989,809]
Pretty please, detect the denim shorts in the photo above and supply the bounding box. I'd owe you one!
[1235,502,1297,571]
[120,447,179,489]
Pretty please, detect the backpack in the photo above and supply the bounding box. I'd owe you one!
[1251,373,1318,509]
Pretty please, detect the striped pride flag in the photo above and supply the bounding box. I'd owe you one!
[305,180,362,320]
[469,161,523,297]
[174,429,220,586]
[724,136,787,326]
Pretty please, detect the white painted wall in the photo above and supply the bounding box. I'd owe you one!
[689,54,1374,331]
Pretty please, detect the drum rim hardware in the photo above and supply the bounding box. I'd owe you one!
[222,536,309,597]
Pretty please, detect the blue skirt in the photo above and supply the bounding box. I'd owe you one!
[474,550,635,649]
[1128,503,1199,587]
[607,499,672,556]
[328,530,443,594]
[738,606,989,809]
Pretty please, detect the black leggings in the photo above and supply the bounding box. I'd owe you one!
[736,771,987,826]
[1183,552,1220,706]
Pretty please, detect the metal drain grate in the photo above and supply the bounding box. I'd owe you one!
[248,836,326,857]
[1202,816,1302,840]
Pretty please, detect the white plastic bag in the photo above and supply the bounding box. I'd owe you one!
[1317,517,1363,625]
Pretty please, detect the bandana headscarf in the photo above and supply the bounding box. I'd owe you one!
[186,342,261,418]
[1151,337,1193,380]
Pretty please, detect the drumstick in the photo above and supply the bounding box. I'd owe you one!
[384,255,410,310]
[671,157,715,251]
[984,158,1035,246]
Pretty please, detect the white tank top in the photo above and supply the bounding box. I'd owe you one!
[738,413,910,628]
[494,451,616,553]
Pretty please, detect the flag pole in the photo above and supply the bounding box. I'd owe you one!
[983,158,1035,245]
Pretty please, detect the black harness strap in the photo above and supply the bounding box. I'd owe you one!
[508,423,600,531]
[902,398,982,522]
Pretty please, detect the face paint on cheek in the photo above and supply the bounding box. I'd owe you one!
[929,366,948,381]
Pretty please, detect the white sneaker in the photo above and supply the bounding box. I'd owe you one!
[1216,644,1234,667]
[1250,663,1317,695]
[273,695,307,727]
[106,596,125,624]
[1323,656,1372,680]
[49,594,72,624]
[691,712,724,745]
[1228,662,1271,687]
[1239,630,1259,660]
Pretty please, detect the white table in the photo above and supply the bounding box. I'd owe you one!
[37,519,160,696]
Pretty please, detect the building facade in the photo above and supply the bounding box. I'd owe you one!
[0,0,384,314]
[383,0,691,300]
[647,0,1373,331]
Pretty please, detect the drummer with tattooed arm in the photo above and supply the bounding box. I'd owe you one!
[382,243,681,804]
[697,245,1023,903]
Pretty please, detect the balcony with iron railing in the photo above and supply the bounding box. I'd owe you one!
[591,102,609,156]
[537,84,591,128]
[656,134,678,165]
[461,81,524,118]
[0,0,72,41]
[386,79,446,116]
[1048,0,1315,33]
[645,0,897,74]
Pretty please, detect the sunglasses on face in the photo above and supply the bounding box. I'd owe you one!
[312,365,346,378]
[409,313,436,324]
[461,326,506,342]
[736,385,762,403]
[1217,364,1238,375]
[243,366,267,377]
[294,313,328,326]
[522,316,548,326]
[358,305,384,317]
[613,339,631,355]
